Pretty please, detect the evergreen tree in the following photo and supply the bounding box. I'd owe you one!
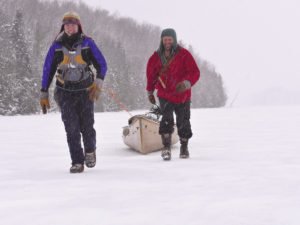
[0,10,15,115]
[10,10,39,114]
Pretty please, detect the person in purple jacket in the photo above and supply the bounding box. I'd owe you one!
[40,12,107,173]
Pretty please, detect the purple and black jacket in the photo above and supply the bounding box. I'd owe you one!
[41,33,107,92]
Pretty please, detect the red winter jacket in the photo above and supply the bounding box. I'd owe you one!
[146,46,200,104]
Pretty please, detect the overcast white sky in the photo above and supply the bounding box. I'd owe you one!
[83,0,300,105]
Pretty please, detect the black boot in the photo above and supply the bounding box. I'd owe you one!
[70,164,84,173]
[179,138,189,159]
[85,151,96,168]
[161,133,172,161]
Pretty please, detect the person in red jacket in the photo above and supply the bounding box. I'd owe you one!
[146,28,200,160]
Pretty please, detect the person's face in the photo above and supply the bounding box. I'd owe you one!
[64,23,78,36]
[162,36,174,51]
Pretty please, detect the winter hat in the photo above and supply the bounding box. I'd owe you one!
[60,11,83,33]
[62,12,80,24]
[161,28,177,45]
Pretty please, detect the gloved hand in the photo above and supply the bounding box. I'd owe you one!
[88,78,103,101]
[148,91,156,104]
[176,80,191,93]
[40,91,50,114]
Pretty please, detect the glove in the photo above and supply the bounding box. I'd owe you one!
[148,91,156,104]
[88,78,103,101]
[40,91,50,114]
[176,80,191,93]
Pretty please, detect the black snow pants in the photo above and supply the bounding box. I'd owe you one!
[159,97,193,139]
[55,88,96,165]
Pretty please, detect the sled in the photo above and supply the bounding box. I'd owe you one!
[122,108,179,154]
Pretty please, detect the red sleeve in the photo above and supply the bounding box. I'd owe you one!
[146,52,160,92]
[183,50,200,86]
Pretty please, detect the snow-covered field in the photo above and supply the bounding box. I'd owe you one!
[0,106,300,225]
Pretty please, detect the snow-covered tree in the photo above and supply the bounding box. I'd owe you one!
[10,10,39,114]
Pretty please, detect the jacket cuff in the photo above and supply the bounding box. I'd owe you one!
[147,91,154,96]
[41,88,48,92]
[96,73,105,80]
[40,91,49,99]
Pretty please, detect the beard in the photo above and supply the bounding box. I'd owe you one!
[164,44,173,51]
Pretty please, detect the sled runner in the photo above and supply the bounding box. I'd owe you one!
[122,106,179,154]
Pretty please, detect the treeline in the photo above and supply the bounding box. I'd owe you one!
[0,0,227,115]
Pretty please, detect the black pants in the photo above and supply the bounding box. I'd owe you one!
[55,88,96,165]
[159,98,193,139]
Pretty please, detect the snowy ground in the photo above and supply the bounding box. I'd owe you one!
[0,106,300,225]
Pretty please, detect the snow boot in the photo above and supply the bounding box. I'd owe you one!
[179,138,189,159]
[70,164,84,173]
[85,151,96,168]
[161,133,172,161]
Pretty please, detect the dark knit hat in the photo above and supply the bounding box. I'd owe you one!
[161,28,177,42]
